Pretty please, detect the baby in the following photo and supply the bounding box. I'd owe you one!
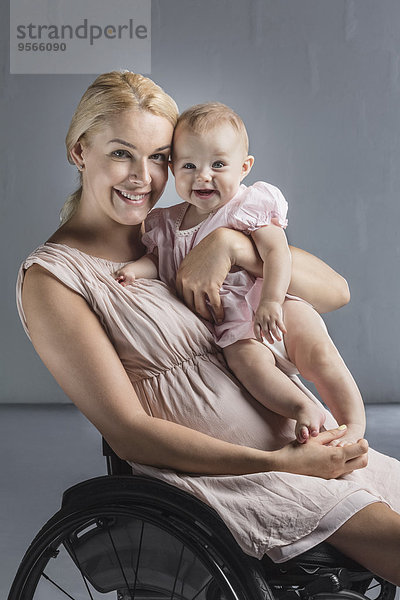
[115,102,365,445]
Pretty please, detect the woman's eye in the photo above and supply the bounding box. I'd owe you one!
[183,163,196,169]
[212,161,225,168]
[111,149,131,159]
[150,153,167,162]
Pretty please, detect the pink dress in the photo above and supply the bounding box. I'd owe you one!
[16,243,400,563]
[143,181,306,375]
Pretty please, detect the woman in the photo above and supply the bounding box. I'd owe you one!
[16,71,400,584]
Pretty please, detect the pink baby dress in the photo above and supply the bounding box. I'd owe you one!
[143,181,307,377]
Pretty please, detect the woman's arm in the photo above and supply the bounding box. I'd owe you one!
[21,264,364,478]
[175,228,350,321]
[288,245,350,313]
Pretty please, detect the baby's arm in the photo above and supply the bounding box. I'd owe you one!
[250,225,291,344]
[114,253,158,286]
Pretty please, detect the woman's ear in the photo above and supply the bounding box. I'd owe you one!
[240,155,255,181]
[70,141,85,170]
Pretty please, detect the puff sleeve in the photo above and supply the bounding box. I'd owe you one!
[228,182,288,233]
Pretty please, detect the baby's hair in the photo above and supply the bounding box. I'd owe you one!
[175,102,249,155]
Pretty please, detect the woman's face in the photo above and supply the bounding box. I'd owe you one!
[78,109,174,226]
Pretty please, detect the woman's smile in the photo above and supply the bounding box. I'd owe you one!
[114,188,151,205]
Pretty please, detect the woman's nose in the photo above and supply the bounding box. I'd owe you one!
[129,163,151,185]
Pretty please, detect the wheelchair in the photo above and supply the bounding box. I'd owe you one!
[8,439,396,600]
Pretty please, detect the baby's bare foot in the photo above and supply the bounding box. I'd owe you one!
[295,405,326,444]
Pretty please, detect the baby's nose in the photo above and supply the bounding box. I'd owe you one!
[197,168,212,181]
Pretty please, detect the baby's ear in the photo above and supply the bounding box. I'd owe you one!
[240,155,254,181]
[169,160,175,175]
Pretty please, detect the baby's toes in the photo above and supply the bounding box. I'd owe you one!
[296,424,309,444]
[309,423,321,437]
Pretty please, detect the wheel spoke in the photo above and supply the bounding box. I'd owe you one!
[41,571,79,600]
[106,519,133,597]
[190,576,214,600]
[130,520,145,599]
[170,544,185,599]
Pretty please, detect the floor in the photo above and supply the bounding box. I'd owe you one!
[1,403,400,598]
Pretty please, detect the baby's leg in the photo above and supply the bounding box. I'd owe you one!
[283,300,365,445]
[223,339,326,442]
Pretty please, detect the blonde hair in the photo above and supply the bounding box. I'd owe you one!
[174,102,249,156]
[61,71,179,224]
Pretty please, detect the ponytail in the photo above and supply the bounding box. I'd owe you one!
[59,186,82,225]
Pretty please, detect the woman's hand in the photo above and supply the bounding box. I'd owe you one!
[327,423,366,447]
[176,228,350,324]
[273,426,369,479]
[175,228,236,323]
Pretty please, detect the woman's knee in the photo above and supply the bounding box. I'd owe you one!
[327,503,400,585]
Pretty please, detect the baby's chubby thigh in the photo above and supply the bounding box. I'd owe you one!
[282,297,329,368]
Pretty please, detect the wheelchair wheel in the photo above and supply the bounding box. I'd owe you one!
[8,476,274,600]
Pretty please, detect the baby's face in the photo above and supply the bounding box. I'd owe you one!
[171,123,253,216]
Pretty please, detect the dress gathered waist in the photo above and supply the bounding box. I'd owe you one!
[124,349,222,383]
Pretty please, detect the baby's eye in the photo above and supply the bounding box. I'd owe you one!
[212,161,225,168]
[110,149,132,159]
[183,163,196,169]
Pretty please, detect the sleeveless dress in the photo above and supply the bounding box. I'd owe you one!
[16,242,400,563]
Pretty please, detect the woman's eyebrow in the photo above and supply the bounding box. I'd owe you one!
[108,138,171,152]
[108,138,136,149]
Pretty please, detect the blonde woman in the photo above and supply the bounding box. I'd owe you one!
[17,71,400,583]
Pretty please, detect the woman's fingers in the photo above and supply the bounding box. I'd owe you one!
[206,288,224,324]
[180,286,196,314]
[315,425,348,445]
[194,293,214,322]
[340,441,369,474]
[178,285,222,323]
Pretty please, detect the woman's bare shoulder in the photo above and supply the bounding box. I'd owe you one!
[22,262,83,306]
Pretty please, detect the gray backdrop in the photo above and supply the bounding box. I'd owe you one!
[2,0,400,404]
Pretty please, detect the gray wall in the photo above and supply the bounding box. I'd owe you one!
[2,0,400,404]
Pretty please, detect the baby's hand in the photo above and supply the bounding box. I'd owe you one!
[328,424,366,447]
[113,265,136,287]
[254,300,287,344]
